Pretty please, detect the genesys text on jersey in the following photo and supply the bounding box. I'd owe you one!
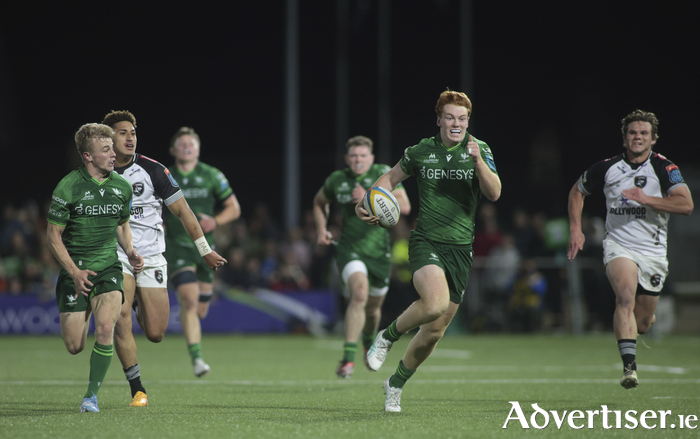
[419,167,474,181]
[74,204,125,216]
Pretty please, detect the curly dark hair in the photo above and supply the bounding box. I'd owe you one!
[102,110,137,129]
[621,109,659,141]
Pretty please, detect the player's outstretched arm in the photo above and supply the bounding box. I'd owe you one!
[167,197,227,271]
[312,188,333,246]
[567,182,586,260]
[47,222,95,297]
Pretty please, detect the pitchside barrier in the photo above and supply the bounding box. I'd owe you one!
[0,288,336,335]
[1,259,696,335]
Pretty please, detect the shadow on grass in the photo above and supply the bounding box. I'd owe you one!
[0,401,74,417]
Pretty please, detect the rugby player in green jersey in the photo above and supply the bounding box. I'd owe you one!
[47,123,144,412]
[357,90,501,412]
[313,136,411,379]
[164,127,241,377]
[102,110,228,407]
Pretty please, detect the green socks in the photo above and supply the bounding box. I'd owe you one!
[342,342,357,362]
[188,343,203,364]
[389,360,415,389]
[84,342,113,399]
[362,332,376,351]
[383,320,403,343]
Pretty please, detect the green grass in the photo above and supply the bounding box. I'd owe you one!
[1,333,699,438]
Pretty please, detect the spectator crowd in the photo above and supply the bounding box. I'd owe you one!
[1,197,613,333]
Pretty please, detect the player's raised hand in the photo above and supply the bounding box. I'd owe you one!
[128,249,145,273]
[72,269,97,298]
[352,183,365,203]
[203,251,227,271]
[466,135,480,162]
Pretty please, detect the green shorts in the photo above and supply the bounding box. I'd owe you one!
[165,241,214,283]
[335,245,392,292]
[55,261,124,313]
[409,233,473,304]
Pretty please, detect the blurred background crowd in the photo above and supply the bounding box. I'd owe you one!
[1,196,626,334]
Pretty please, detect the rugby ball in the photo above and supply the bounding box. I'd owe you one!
[363,186,400,229]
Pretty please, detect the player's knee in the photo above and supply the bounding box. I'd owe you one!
[349,291,369,307]
[615,295,635,310]
[179,296,198,312]
[145,331,164,343]
[636,317,653,334]
[423,302,449,322]
[64,340,84,355]
[94,321,115,341]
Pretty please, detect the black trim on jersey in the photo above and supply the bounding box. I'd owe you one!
[580,154,623,195]
[114,154,181,203]
[648,152,684,193]
[580,151,683,196]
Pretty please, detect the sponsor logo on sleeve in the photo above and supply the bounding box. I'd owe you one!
[486,155,497,171]
[164,169,180,187]
[52,195,67,205]
[666,164,683,184]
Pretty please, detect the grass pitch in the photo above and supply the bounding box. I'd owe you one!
[1,333,699,438]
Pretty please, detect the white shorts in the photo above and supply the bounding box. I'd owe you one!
[602,238,668,293]
[341,260,389,298]
[120,253,168,289]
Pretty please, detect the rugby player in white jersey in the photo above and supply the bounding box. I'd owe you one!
[102,110,227,407]
[568,109,693,389]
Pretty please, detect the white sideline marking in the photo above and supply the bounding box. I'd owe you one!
[421,364,689,374]
[2,378,700,386]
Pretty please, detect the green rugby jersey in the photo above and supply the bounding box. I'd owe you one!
[47,166,133,272]
[400,133,498,245]
[164,161,233,246]
[322,163,403,258]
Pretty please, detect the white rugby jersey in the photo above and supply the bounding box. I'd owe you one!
[577,151,687,257]
[115,154,184,257]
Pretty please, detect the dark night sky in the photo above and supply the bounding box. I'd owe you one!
[1,1,698,226]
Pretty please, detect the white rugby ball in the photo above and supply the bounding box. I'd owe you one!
[363,186,400,229]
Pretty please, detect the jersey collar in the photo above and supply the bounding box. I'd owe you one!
[434,132,469,151]
[114,154,139,174]
[78,165,115,185]
[622,150,652,169]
